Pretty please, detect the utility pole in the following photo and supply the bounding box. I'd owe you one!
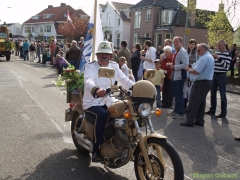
[184,0,190,49]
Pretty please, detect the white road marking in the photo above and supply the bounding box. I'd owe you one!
[218,156,240,166]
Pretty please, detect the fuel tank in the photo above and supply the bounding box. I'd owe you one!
[107,100,129,118]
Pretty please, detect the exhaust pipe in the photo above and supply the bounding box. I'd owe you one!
[77,140,92,152]
[74,131,93,152]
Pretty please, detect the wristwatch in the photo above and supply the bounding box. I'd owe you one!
[188,69,191,73]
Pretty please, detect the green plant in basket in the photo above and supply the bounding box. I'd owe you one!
[55,63,84,92]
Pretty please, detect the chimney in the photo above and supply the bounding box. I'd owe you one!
[219,1,224,12]
[48,5,53,8]
[188,0,196,27]
[60,3,66,7]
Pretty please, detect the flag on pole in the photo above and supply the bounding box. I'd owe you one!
[79,0,103,72]
[67,11,75,29]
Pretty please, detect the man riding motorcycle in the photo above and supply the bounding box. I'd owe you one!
[83,41,134,162]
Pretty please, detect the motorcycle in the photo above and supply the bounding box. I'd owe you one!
[65,68,184,180]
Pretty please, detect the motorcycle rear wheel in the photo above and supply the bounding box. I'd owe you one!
[134,138,184,180]
[71,112,89,154]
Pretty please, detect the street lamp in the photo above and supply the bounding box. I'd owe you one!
[7,7,15,39]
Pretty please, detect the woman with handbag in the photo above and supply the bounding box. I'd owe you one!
[160,46,173,108]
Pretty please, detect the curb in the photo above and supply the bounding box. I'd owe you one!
[226,89,240,95]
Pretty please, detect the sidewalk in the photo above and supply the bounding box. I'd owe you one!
[226,84,240,95]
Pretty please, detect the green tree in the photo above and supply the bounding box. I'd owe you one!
[206,9,233,46]
[181,0,234,46]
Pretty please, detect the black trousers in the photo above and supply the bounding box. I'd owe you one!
[132,68,138,82]
[161,78,172,108]
[186,80,212,124]
[229,60,236,77]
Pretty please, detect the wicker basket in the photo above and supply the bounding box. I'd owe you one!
[66,82,83,103]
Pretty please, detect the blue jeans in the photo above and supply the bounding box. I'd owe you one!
[173,79,185,115]
[69,60,79,70]
[37,50,41,61]
[210,73,227,115]
[23,50,29,60]
[155,85,161,108]
[85,105,108,144]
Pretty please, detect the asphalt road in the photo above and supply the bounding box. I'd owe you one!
[0,55,240,180]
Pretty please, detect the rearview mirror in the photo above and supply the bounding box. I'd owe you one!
[98,67,115,78]
[143,69,155,79]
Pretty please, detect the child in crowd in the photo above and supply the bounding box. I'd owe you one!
[46,49,51,65]
[149,59,165,108]
[118,56,129,78]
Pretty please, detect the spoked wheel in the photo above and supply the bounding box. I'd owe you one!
[134,138,184,180]
[71,112,88,154]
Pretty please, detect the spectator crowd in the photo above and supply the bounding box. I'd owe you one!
[13,36,240,141]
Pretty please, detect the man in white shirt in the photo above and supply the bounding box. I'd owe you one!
[141,40,156,71]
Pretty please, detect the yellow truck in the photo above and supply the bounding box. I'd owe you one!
[0,26,13,61]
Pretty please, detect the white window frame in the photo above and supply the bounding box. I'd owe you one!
[146,9,151,20]
[40,26,43,33]
[118,18,120,27]
[133,33,140,45]
[32,26,38,33]
[134,11,141,28]
[44,26,51,32]
[43,14,54,19]
[144,33,150,38]
[107,13,111,26]
[117,33,120,49]
[165,33,171,39]
[161,10,176,25]
[25,27,31,33]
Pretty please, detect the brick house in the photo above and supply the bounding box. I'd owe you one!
[21,3,88,41]
[99,1,133,49]
[130,0,213,49]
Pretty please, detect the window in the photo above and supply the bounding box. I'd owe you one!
[107,13,111,26]
[129,12,131,18]
[25,27,31,33]
[117,33,120,49]
[43,14,54,19]
[146,9,151,20]
[44,26,51,32]
[165,33,171,39]
[134,11,141,28]
[32,15,41,20]
[79,15,88,19]
[32,26,38,33]
[144,33,150,38]
[63,14,67,18]
[161,10,176,25]
[133,33,139,45]
[40,26,43,33]
[16,27,20,34]
[118,18,120,26]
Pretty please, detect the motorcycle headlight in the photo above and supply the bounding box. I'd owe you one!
[138,103,151,118]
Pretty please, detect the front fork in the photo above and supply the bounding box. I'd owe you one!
[134,119,154,173]
[134,118,166,173]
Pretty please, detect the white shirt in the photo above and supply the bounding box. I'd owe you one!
[143,46,156,69]
[121,64,129,77]
[83,61,134,110]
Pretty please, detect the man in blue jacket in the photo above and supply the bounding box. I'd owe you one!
[22,39,30,61]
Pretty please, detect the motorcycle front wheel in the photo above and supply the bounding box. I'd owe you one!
[134,138,184,180]
[71,112,88,154]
